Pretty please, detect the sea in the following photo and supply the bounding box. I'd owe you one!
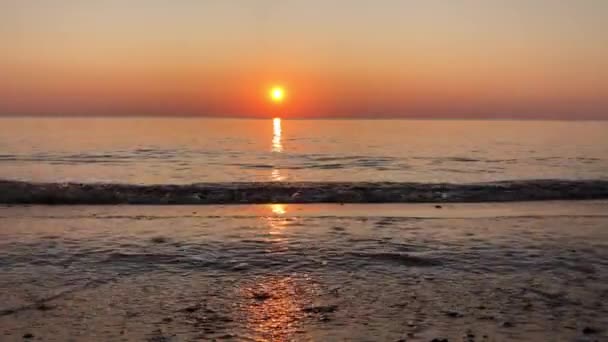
[1,118,607,341]
[1,118,607,185]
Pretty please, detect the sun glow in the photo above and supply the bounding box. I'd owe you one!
[269,86,285,103]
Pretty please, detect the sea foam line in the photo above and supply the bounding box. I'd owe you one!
[1,179,608,204]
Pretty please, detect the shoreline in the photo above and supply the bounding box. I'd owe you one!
[1,201,606,341]
[2,200,608,218]
[2,179,608,205]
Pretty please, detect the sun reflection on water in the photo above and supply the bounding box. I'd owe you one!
[271,169,285,182]
[272,117,282,153]
[271,117,286,181]
[239,203,315,341]
[267,204,288,238]
[270,204,287,215]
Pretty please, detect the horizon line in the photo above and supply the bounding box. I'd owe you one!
[0,114,607,122]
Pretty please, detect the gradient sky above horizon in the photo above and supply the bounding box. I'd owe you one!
[1,0,607,119]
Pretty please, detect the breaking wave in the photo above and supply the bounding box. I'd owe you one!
[2,179,608,204]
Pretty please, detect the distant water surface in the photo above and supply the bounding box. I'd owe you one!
[0,118,606,184]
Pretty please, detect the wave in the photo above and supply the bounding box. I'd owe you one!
[1,179,608,204]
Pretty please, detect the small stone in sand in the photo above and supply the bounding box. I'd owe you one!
[150,236,168,244]
[435,205,442,209]
[126,311,139,318]
[582,326,598,334]
[431,338,448,342]
[178,304,202,313]
[23,333,34,339]
[232,263,249,271]
[252,292,272,301]
[303,304,338,313]
[445,310,463,318]
[501,321,514,328]
[35,303,54,311]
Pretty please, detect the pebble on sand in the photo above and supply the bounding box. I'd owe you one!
[582,326,599,334]
[501,321,514,328]
[150,236,168,244]
[252,292,272,301]
[35,303,54,311]
[302,304,338,313]
[178,304,202,313]
[444,310,463,318]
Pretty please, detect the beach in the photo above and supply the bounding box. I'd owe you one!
[3,0,608,340]
[1,201,606,341]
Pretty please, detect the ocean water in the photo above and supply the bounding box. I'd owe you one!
[1,118,607,185]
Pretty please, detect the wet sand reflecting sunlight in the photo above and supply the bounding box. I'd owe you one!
[1,203,607,340]
[239,203,308,341]
[241,276,309,342]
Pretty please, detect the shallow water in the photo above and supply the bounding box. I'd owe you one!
[1,118,607,184]
[1,202,607,341]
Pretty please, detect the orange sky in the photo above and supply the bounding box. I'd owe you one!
[1,1,607,119]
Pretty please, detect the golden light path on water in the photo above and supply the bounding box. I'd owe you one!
[270,203,287,215]
[271,117,285,181]
[241,120,309,341]
[239,203,308,341]
[272,117,282,153]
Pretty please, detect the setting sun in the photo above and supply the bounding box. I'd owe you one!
[269,86,286,103]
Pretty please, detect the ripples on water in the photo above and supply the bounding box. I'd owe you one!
[0,118,607,184]
[0,204,607,340]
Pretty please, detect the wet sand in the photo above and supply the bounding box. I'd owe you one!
[0,202,607,341]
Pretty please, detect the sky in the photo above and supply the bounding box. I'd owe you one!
[1,0,607,119]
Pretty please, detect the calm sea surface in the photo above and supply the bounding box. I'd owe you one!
[0,118,607,184]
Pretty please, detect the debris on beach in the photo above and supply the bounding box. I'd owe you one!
[582,326,599,334]
[302,304,338,313]
[252,291,272,301]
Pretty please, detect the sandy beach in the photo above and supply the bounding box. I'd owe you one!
[1,201,606,341]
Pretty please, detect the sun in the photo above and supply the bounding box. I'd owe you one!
[269,86,286,103]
